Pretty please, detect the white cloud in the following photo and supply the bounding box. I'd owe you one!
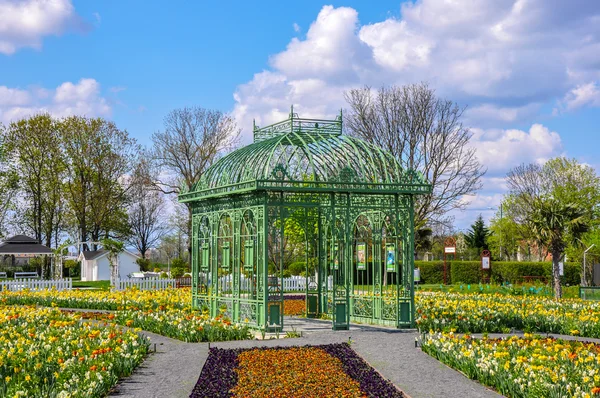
[557,81,600,112]
[0,86,30,106]
[293,23,300,33]
[0,0,81,55]
[471,124,563,173]
[450,124,564,229]
[0,78,111,124]
[231,2,596,229]
[233,2,600,139]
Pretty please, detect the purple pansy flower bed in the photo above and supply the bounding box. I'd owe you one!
[189,343,405,398]
[322,343,405,398]
[267,294,306,301]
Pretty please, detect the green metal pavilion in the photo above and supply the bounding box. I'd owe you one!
[179,108,431,331]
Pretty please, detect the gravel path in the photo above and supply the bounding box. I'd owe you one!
[102,315,600,398]
[108,317,502,398]
[109,331,208,398]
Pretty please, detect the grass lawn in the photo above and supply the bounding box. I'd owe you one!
[72,280,111,290]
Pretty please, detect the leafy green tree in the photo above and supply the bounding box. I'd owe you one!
[61,116,138,250]
[6,114,66,249]
[170,258,189,278]
[136,258,152,272]
[0,124,19,239]
[528,198,588,297]
[465,214,489,253]
[63,259,80,278]
[487,215,522,260]
[506,157,599,297]
[415,228,433,258]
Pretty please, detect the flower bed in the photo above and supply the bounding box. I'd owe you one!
[416,292,600,338]
[422,332,600,398]
[190,343,405,398]
[283,294,305,316]
[12,288,600,342]
[0,305,149,397]
[2,289,251,343]
[114,308,251,342]
[0,287,190,311]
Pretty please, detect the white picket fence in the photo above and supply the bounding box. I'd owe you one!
[116,278,176,291]
[282,276,307,291]
[217,275,323,292]
[0,278,72,292]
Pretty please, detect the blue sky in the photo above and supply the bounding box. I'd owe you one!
[1,0,599,228]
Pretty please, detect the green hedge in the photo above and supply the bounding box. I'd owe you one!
[416,261,445,284]
[415,260,580,285]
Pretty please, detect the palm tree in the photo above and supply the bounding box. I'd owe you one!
[528,197,589,298]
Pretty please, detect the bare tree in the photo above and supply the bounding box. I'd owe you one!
[127,159,167,259]
[344,83,485,228]
[151,107,240,250]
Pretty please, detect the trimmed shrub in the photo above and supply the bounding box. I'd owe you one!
[450,261,481,284]
[415,261,445,284]
[136,258,151,272]
[415,260,582,286]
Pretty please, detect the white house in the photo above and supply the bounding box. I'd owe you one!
[79,249,140,281]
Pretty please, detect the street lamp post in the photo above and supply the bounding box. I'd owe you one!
[485,205,503,260]
[584,244,596,287]
[499,203,503,261]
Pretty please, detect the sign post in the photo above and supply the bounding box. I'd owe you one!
[481,249,491,283]
[443,237,456,285]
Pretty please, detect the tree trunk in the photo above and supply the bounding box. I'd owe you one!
[552,250,562,299]
[110,254,119,288]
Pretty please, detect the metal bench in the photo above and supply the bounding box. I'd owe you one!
[14,272,39,279]
[0,272,6,279]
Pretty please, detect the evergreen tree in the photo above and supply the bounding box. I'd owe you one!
[465,214,489,252]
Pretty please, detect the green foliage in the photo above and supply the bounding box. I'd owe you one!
[465,215,489,251]
[487,213,523,260]
[415,261,444,284]
[529,198,589,256]
[450,261,481,284]
[170,258,189,278]
[415,228,433,253]
[288,261,305,276]
[63,259,80,278]
[415,260,580,285]
[61,116,137,247]
[506,157,600,296]
[101,238,124,253]
[287,260,317,276]
[136,258,151,272]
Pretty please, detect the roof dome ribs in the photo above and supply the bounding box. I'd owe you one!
[179,108,431,202]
